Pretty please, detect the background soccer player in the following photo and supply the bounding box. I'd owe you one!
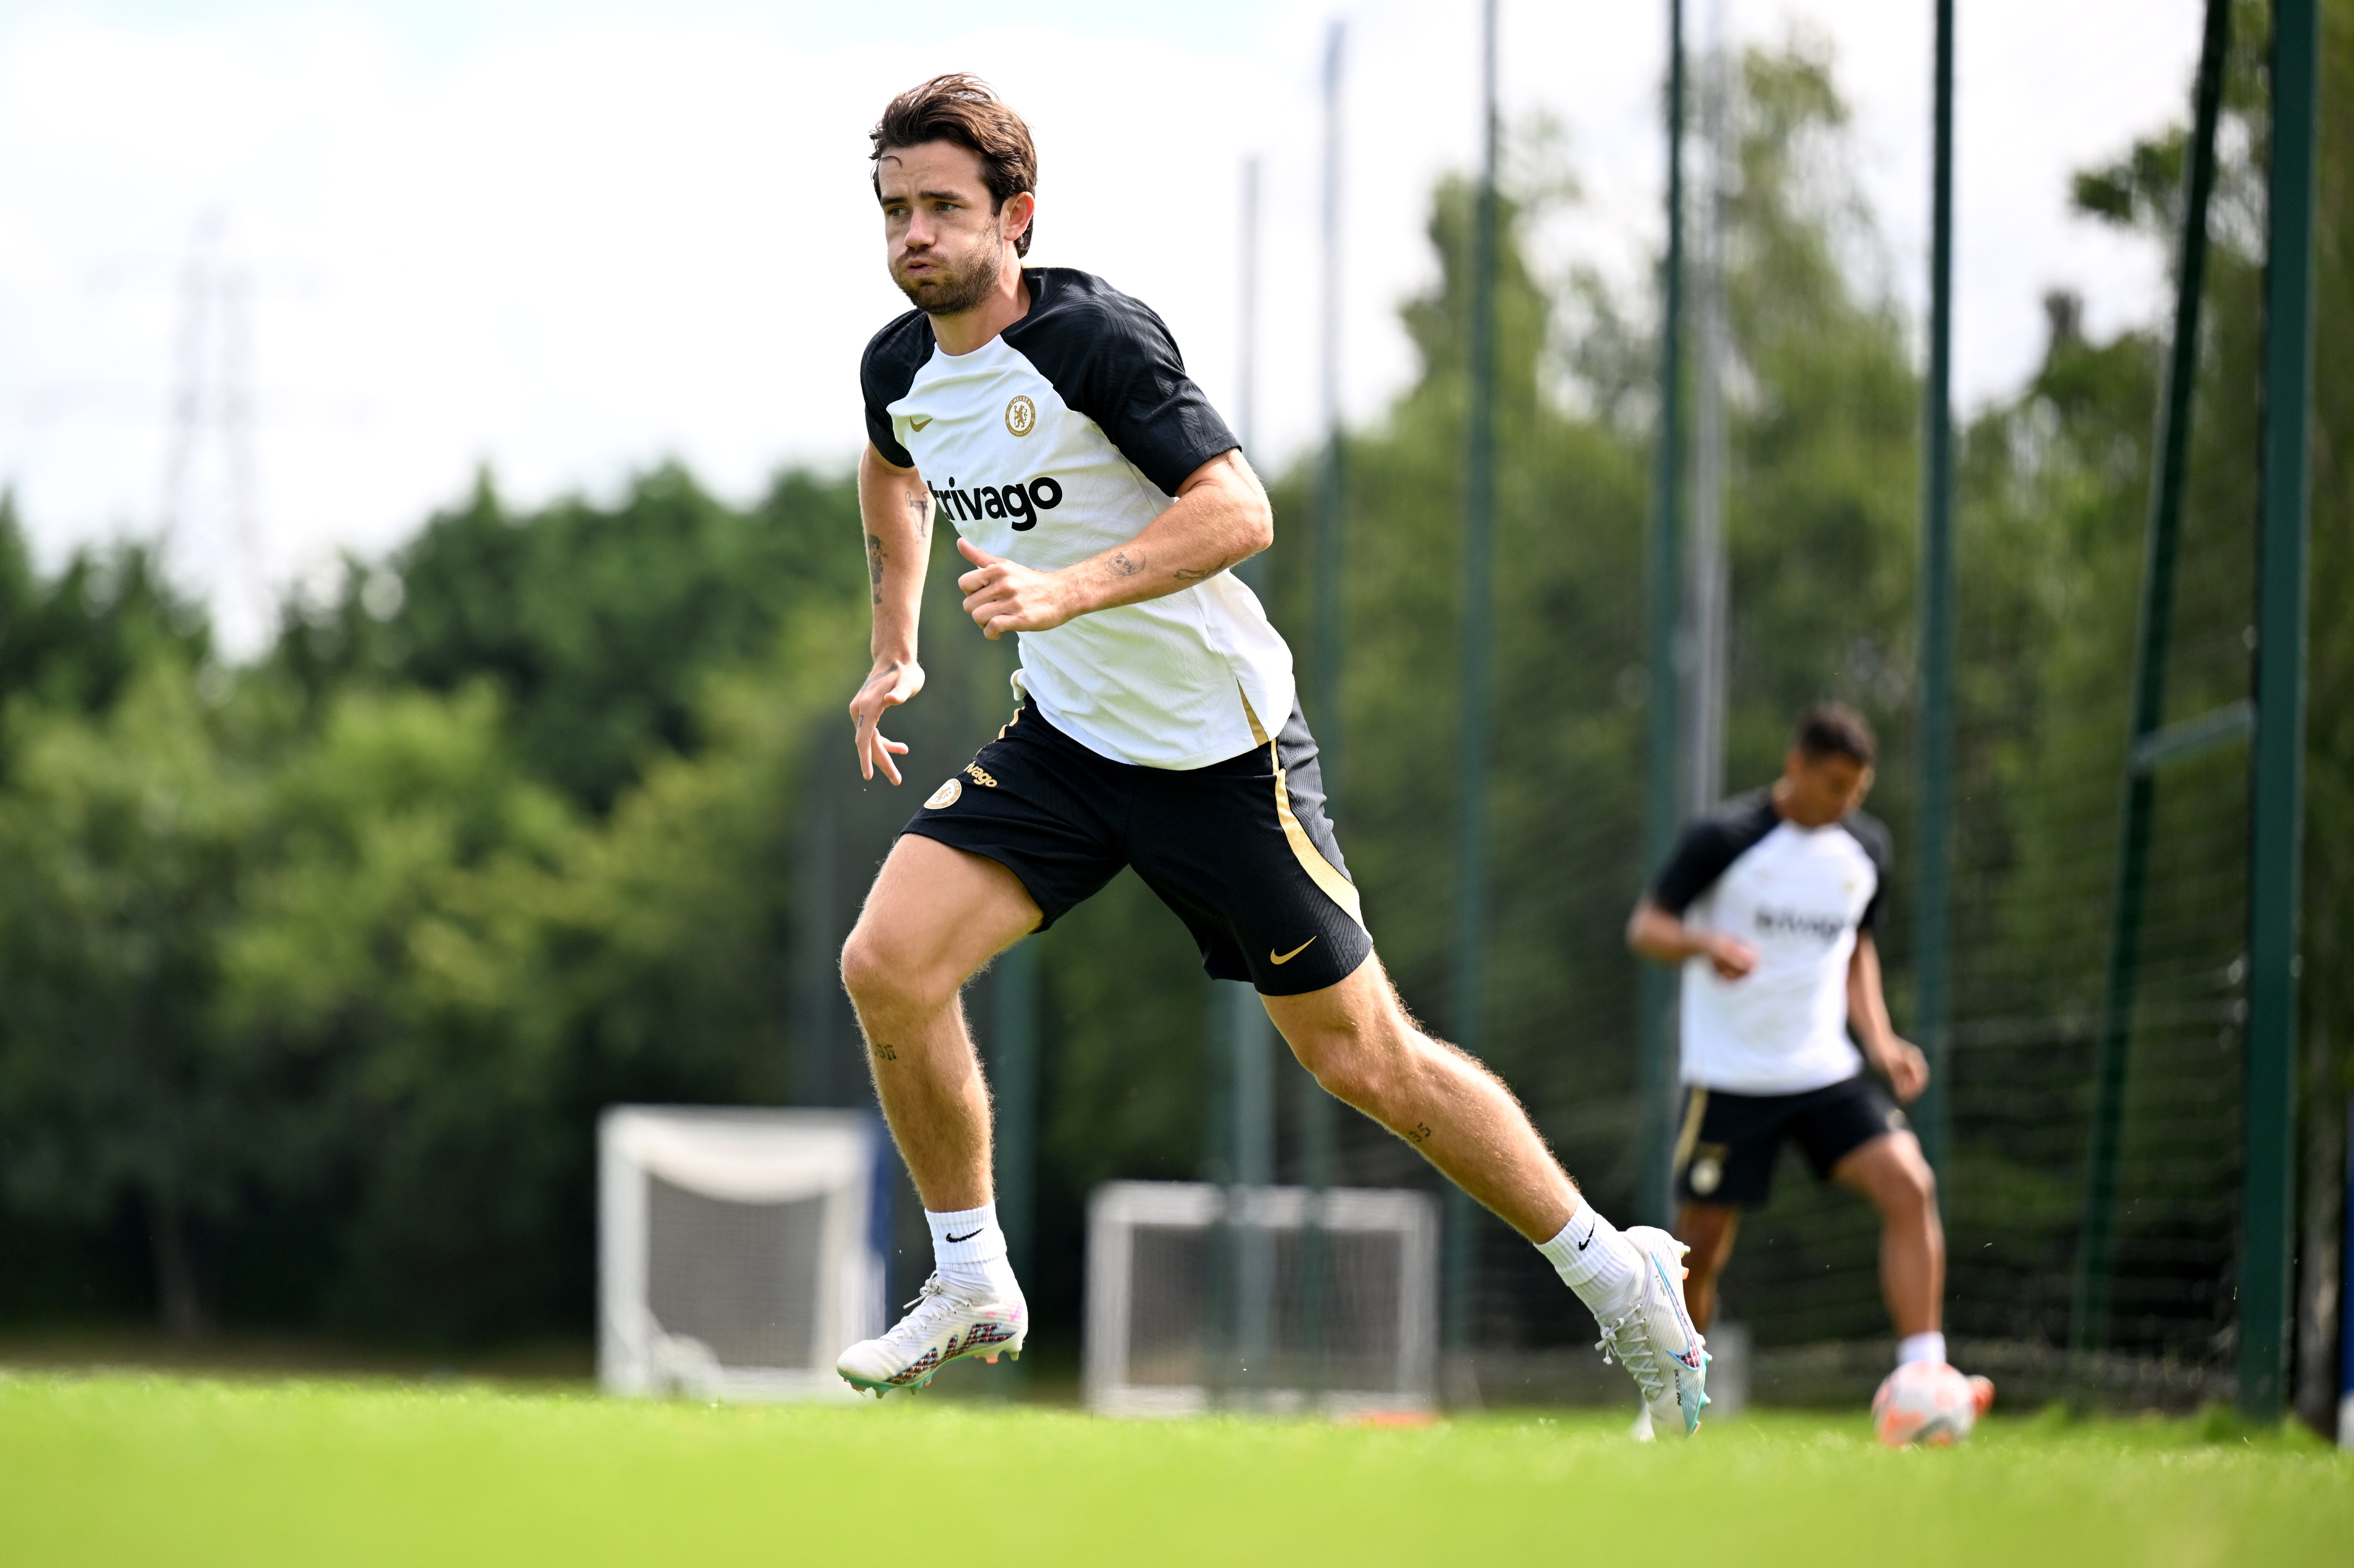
[829,73,1708,1432]
[1627,704,1985,1410]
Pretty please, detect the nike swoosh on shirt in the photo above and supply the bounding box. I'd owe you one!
[1270,938,1317,965]
[945,1228,982,1243]
[910,416,933,430]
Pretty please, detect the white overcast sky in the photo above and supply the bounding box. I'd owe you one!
[0,0,2203,652]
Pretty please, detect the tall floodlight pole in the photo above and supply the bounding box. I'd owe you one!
[1911,0,1957,1177]
[1296,18,1350,1398]
[1310,20,1348,1146]
[1681,0,1730,827]
[2072,0,2231,1361]
[1446,0,1502,1366]
[1221,149,1279,1398]
[1637,0,1689,1229]
[1238,155,1261,477]
[1226,978,1275,1394]
[2241,0,2318,1425]
[1313,22,1349,796]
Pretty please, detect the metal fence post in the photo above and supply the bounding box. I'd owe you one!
[2070,0,2232,1359]
[1637,0,1689,1233]
[2239,0,2318,1425]
[1911,0,1957,1176]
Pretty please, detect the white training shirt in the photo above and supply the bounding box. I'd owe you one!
[861,266,1295,769]
[1650,790,1893,1096]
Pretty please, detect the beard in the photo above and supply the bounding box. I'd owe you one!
[891,228,1006,317]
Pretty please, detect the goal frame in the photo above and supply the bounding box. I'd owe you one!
[1084,1179,1439,1418]
[599,1105,886,1402]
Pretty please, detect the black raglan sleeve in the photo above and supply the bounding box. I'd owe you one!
[861,312,930,469]
[1015,274,1238,495]
[1845,811,1896,933]
[1650,823,1745,916]
[1649,793,1779,915]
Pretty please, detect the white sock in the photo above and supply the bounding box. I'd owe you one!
[1535,1202,1641,1318]
[926,1204,1022,1300]
[1897,1331,1947,1368]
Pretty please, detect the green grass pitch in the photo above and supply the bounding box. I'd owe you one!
[3,1372,2346,1566]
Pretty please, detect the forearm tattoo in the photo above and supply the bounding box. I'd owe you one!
[866,533,887,604]
[1174,555,1236,583]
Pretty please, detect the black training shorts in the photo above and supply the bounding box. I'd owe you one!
[901,696,1373,997]
[1672,1073,1909,1209]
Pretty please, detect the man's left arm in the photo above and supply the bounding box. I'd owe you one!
[1848,933,1929,1104]
[954,450,1271,640]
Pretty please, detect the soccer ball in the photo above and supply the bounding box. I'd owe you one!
[1871,1361,1992,1448]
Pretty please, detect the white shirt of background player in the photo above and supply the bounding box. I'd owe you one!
[1626,746,1929,1103]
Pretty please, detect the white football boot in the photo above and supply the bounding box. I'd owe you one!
[1593,1225,1710,1436]
[836,1273,1026,1398]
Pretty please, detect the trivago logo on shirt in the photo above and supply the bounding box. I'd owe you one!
[861,266,1296,771]
[1751,904,1851,944]
[925,475,1064,530]
[1649,788,1894,1095]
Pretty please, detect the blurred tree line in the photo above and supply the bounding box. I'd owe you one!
[0,19,2344,1402]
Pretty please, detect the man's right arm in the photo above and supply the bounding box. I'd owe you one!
[1626,819,1758,979]
[848,442,934,784]
[1627,898,1758,979]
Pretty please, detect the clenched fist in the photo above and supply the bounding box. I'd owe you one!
[957,539,1077,640]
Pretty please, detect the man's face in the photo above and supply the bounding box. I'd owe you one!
[876,140,1030,316]
[1778,750,1873,828]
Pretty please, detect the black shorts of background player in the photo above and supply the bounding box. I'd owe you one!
[1627,704,1953,1375]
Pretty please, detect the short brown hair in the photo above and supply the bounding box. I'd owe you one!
[870,74,1038,258]
[1793,702,1876,767]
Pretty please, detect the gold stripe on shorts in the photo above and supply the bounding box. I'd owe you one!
[1671,1086,1710,1176]
[1238,685,1364,929]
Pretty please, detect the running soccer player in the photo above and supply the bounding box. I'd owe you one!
[831,74,1707,1432]
[1627,704,1987,1413]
